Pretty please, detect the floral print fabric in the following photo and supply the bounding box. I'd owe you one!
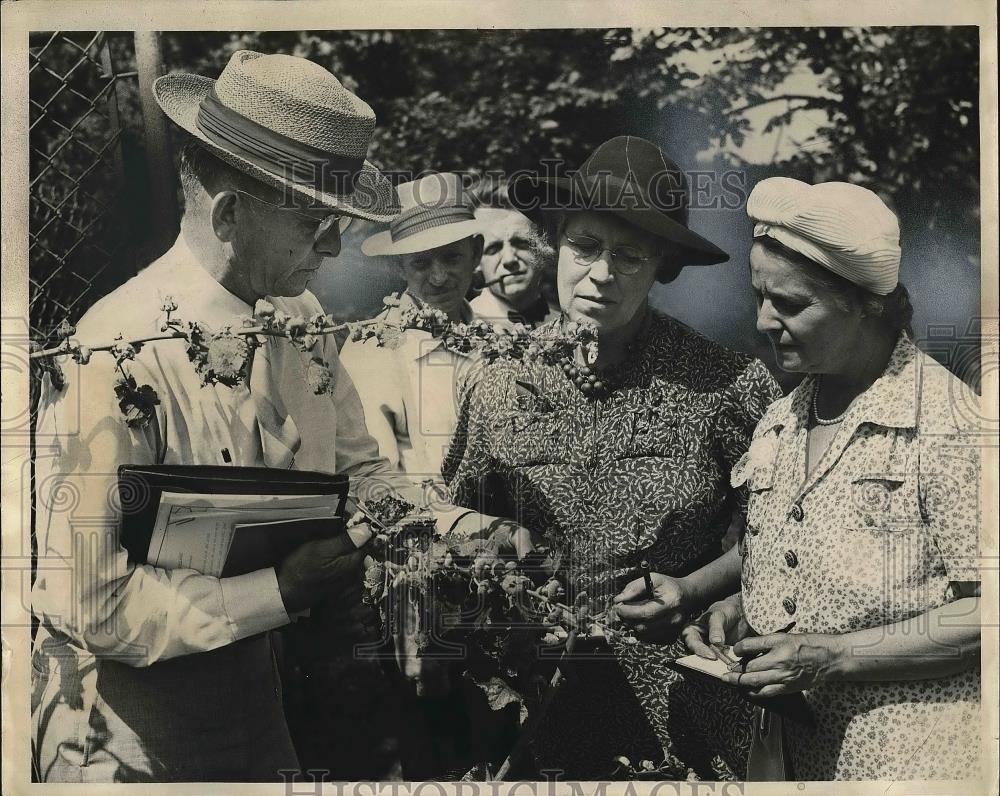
[736,334,982,780]
[444,309,782,778]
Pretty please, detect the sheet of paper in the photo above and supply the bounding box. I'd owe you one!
[160,491,339,511]
[673,648,736,679]
[148,493,341,577]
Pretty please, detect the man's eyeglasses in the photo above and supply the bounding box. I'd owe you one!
[235,190,353,239]
[563,234,660,275]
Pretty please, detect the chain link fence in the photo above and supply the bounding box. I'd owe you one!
[29,32,136,340]
[29,31,179,401]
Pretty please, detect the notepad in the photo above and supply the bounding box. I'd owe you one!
[668,645,816,728]
[671,647,737,679]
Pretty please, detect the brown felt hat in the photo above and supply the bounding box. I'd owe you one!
[509,135,729,269]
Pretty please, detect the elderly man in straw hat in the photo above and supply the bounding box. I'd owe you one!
[29,51,501,783]
[340,173,484,483]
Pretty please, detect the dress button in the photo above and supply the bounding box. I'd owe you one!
[784,550,798,568]
[782,597,797,615]
[790,503,804,522]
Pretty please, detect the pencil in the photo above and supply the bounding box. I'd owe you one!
[739,620,797,671]
[640,559,654,599]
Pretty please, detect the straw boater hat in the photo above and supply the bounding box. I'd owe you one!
[153,49,399,222]
[509,135,729,279]
[361,173,481,256]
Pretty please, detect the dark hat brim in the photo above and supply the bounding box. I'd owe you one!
[153,73,399,222]
[509,173,729,266]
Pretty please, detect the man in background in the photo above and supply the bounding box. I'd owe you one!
[341,172,483,483]
[470,186,558,329]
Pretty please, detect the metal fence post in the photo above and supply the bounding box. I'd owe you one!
[134,31,178,261]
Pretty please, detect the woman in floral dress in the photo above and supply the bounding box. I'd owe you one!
[684,178,982,781]
[442,137,783,779]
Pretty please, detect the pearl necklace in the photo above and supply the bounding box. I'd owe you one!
[811,377,849,425]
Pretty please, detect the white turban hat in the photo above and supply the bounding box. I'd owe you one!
[747,177,901,295]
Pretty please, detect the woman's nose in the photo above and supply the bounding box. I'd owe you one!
[756,300,781,334]
[588,253,614,283]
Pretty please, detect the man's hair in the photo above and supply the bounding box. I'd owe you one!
[471,178,516,211]
[177,137,264,210]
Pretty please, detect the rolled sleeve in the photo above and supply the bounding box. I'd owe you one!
[220,568,290,639]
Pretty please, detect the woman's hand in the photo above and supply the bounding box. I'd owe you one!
[681,592,751,659]
[719,632,842,697]
[613,573,692,642]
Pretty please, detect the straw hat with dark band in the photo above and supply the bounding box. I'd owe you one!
[362,173,481,256]
[509,135,729,271]
[153,49,400,222]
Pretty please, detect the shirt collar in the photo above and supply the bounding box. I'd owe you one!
[758,333,919,435]
[162,234,257,327]
[842,333,919,429]
[387,291,473,361]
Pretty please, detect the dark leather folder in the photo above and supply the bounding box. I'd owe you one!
[117,464,350,575]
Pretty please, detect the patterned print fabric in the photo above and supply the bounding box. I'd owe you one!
[443,308,782,778]
[736,334,982,780]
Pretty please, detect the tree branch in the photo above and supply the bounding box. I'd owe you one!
[725,94,837,117]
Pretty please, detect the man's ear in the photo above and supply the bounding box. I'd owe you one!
[470,234,484,264]
[211,191,240,242]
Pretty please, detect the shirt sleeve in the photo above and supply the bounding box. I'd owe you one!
[920,434,982,584]
[31,352,290,668]
[338,340,403,472]
[716,357,784,514]
[321,338,424,506]
[441,358,494,510]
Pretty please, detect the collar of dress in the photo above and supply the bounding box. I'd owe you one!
[758,333,921,438]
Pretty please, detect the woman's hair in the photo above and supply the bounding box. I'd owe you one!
[755,235,914,338]
[543,210,683,284]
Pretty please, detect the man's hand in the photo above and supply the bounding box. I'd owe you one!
[276,532,367,614]
[681,592,751,660]
[613,573,692,642]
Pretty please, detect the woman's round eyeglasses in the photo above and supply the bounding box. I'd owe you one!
[235,190,354,239]
[563,234,660,275]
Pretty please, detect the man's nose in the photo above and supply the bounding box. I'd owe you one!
[501,244,521,270]
[314,223,341,257]
[429,264,450,286]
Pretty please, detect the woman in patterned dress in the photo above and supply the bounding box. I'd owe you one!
[442,137,783,779]
[683,178,982,781]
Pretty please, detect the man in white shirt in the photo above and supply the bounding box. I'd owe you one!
[30,51,478,783]
[340,173,484,484]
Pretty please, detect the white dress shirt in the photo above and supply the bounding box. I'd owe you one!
[339,291,477,482]
[32,235,420,666]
